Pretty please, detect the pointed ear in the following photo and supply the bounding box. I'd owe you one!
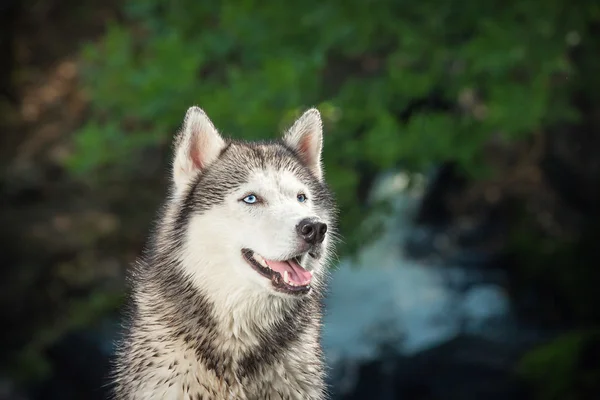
[172,106,225,192]
[283,108,324,180]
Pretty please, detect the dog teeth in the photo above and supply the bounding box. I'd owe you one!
[253,253,268,268]
[283,271,299,286]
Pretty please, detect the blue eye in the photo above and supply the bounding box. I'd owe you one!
[297,193,307,203]
[242,194,258,204]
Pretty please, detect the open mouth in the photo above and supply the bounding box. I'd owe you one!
[241,248,312,295]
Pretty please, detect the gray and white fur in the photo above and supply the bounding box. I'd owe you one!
[112,106,338,400]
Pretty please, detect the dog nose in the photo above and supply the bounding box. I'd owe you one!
[296,218,327,245]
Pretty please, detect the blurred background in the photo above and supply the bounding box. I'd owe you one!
[1,0,600,399]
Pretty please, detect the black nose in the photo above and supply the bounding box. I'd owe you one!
[296,218,327,245]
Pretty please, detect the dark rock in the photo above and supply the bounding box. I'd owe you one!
[333,336,532,400]
[445,250,497,271]
[0,377,30,400]
[414,163,467,227]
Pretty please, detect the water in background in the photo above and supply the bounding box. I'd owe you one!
[322,170,534,398]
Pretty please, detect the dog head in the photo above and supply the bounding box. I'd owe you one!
[167,107,336,300]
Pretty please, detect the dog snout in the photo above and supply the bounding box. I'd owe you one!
[296,218,327,245]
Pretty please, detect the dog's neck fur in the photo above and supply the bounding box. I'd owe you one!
[135,253,323,369]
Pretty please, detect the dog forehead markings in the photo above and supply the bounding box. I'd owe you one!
[224,142,300,175]
[246,167,306,196]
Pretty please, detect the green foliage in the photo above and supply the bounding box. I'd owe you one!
[70,0,596,252]
[508,208,600,323]
[518,330,600,400]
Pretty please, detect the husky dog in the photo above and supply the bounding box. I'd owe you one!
[112,106,337,400]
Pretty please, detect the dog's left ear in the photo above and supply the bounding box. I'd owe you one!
[283,108,324,181]
[172,106,226,193]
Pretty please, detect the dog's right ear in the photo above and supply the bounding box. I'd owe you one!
[172,106,225,193]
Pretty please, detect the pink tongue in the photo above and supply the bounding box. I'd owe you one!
[265,259,312,285]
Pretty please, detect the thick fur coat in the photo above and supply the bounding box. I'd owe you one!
[112,107,337,400]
